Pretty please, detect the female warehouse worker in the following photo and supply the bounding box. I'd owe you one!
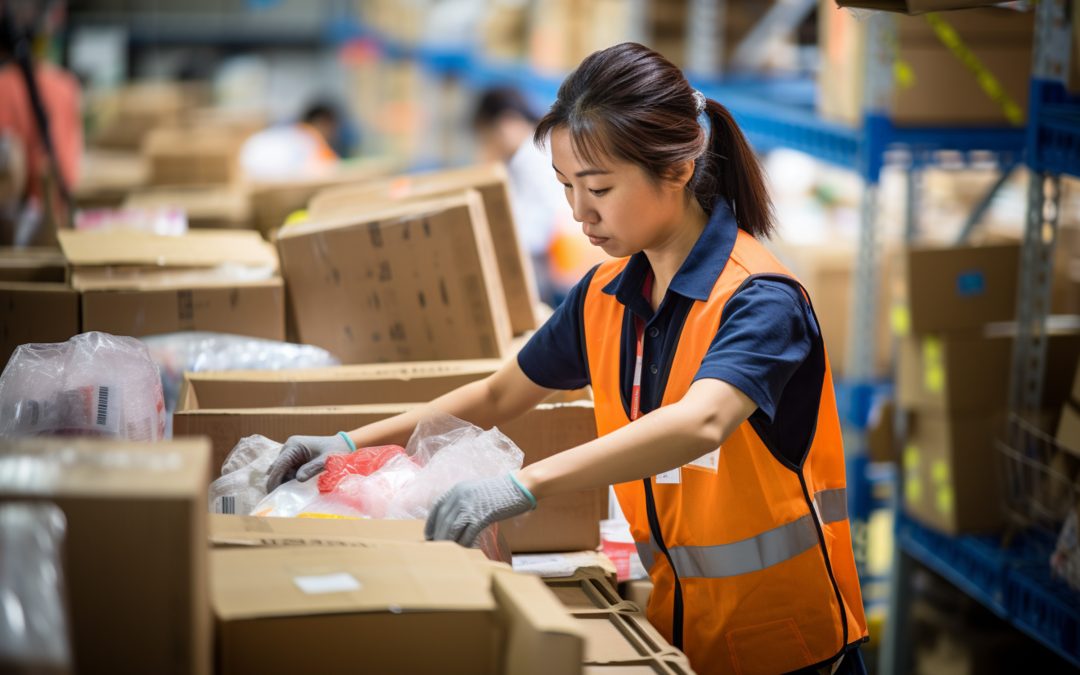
[266,42,868,675]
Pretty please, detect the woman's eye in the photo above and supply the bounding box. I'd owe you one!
[561,183,572,190]
[589,188,610,197]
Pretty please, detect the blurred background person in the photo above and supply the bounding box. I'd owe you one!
[240,99,342,181]
[0,0,81,245]
[474,86,609,306]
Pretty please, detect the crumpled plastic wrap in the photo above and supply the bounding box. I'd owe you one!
[209,435,283,515]
[0,503,72,672]
[0,332,166,441]
[142,332,340,416]
[250,414,524,557]
[1051,509,1080,591]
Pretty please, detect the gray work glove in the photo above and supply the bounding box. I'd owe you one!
[265,432,355,492]
[425,474,537,547]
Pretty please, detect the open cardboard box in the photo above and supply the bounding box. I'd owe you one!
[307,163,538,335]
[175,392,605,553]
[278,190,513,363]
[0,437,211,675]
[212,543,583,675]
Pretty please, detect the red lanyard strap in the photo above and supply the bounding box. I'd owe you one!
[630,272,654,421]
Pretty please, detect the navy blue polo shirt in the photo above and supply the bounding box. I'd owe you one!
[517,202,826,461]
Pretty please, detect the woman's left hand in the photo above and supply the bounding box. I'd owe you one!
[425,474,537,547]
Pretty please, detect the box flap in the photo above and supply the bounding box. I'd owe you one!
[280,191,478,239]
[71,271,281,292]
[177,403,420,417]
[492,567,584,675]
[0,437,209,498]
[209,514,426,547]
[189,359,502,383]
[211,542,494,620]
[58,230,279,269]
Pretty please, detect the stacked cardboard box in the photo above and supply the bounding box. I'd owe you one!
[896,244,1080,534]
[307,163,539,336]
[0,437,211,674]
[123,185,253,230]
[88,81,210,151]
[0,230,286,368]
[281,190,514,363]
[175,366,605,554]
[818,2,1034,126]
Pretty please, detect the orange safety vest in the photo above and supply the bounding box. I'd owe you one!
[583,229,868,675]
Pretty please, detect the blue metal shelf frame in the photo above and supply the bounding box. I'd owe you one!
[898,514,1080,667]
[1028,79,1080,178]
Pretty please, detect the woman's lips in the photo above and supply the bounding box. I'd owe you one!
[585,233,609,246]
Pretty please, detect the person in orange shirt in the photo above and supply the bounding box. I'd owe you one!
[0,0,81,244]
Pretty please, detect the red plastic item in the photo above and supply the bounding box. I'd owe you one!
[318,445,408,493]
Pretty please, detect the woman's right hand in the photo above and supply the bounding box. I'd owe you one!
[265,433,355,492]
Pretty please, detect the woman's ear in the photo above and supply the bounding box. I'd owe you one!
[674,159,695,189]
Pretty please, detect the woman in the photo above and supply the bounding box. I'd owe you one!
[266,42,868,675]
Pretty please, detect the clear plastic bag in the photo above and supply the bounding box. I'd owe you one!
[209,435,283,515]
[251,414,524,558]
[0,332,166,441]
[141,332,340,417]
[0,503,73,673]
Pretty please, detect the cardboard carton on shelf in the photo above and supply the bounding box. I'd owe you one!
[211,543,583,675]
[279,190,513,363]
[74,150,150,208]
[904,243,1020,335]
[0,437,211,675]
[902,410,1005,535]
[175,394,605,554]
[88,81,209,150]
[307,163,539,335]
[819,2,1034,126]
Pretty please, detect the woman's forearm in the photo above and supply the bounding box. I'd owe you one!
[517,379,755,499]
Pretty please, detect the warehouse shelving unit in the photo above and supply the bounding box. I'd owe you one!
[883,1,1080,672]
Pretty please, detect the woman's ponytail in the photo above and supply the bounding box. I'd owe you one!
[692,99,774,239]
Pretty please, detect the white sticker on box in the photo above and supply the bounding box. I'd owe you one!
[687,448,720,473]
[655,468,681,484]
[293,573,362,595]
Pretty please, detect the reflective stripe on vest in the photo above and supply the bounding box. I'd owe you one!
[635,487,848,579]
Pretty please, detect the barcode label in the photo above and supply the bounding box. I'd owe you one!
[220,496,236,515]
[96,386,110,427]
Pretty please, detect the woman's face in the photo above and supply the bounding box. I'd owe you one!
[550,127,691,259]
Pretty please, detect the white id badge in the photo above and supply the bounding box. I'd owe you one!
[687,448,721,473]
[655,468,682,484]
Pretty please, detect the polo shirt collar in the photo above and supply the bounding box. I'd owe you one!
[602,199,739,303]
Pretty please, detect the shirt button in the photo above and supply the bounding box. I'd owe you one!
[648,327,660,339]
[649,364,659,375]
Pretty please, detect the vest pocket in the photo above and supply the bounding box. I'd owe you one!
[725,618,813,675]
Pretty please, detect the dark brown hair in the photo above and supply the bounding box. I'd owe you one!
[534,42,774,238]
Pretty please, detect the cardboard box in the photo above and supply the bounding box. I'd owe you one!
[124,185,253,229]
[209,513,426,547]
[58,229,278,276]
[248,158,400,236]
[1056,403,1080,459]
[211,544,583,675]
[74,150,150,208]
[143,126,242,186]
[79,279,286,340]
[180,359,502,409]
[899,329,1080,415]
[89,82,209,150]
[0,247,67,282]
[905,244,1019,334]
[0,437,211,675]
[0,282,81,368]
[279,191,513,363]
[175,398,605,553]
[307,164,538,335]
[819,3,1033,126]
[902,410,1005,534]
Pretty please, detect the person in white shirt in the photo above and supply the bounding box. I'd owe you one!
[472,87,571,305]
